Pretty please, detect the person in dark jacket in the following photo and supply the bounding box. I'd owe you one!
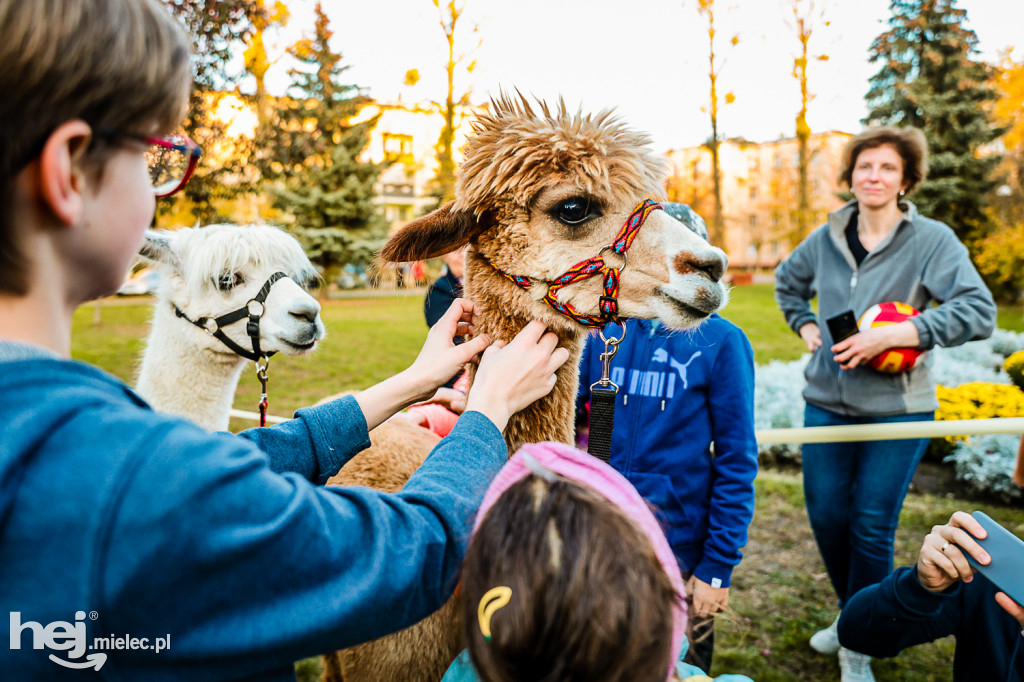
[838,511,1024,682]
[425,248,467,388]
[576,204,758,672]
[425,248,466,329]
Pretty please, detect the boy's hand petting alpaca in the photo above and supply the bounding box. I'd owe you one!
[408,298,492,400]
[355,299,490,430]
[466,320,570,433]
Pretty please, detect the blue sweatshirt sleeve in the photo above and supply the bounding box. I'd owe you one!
[96,411,506,680]
[774,230,821,336]
[693,326,758,587]
[838,565,961,658]
[236,395,370,484]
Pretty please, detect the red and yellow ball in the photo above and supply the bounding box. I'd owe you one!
[857,302,925,373]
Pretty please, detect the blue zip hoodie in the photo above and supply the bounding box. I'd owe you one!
[839,566,1024,682]
[0,346,506,681]
[576,316,758,587]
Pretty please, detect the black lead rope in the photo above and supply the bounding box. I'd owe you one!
[587,323,627,464]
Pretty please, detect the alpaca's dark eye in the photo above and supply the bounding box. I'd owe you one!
[553,197,598,226]
[217,272,244,291]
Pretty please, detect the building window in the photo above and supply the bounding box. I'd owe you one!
[749,185,758,200]
[382,133,413,163]
[773,153,781,169]
[749,214,758,228]
[383,183,414,197]
[772,212,781,227]
[749,157,760,173]
[772,241,780,255]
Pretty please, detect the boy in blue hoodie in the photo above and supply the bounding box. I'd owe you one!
[0,1,568,679]
[577,204,758,672]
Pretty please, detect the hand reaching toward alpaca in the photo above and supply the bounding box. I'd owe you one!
[409,298,492,392]
[466,320,571,433]
[356,299,490,430]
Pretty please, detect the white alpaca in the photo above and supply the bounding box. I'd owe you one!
[135,224,325,431]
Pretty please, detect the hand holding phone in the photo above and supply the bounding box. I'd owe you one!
[963,511,1024,608]
[825,310,860,343]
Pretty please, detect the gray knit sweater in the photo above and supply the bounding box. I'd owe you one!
[774,200,996,416]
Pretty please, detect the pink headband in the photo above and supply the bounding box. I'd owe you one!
[474,441,687,680]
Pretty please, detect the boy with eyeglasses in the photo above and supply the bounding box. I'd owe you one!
[0,1,568,679]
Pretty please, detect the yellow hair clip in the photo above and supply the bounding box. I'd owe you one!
[478,586,512,641]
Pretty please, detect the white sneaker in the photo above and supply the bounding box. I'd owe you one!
[809,615,840,654]
[839,647,875,682]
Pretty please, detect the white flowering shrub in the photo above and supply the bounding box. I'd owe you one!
[988,328,1024,358]
[754,332,1024,498]
[929,342,1006,386]
[944,434,1024,502]
[753,356,808,463]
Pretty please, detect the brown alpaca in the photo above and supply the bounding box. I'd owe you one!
[321,95,728,682]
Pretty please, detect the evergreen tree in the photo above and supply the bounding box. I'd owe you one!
[865,0,1004,242]
[270,3,384,275]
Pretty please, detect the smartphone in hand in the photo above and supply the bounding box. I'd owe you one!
[965,511,1024,607]
[825,310,860,343]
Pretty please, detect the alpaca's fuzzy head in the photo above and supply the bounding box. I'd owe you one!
[139,224,326,359]
[381,95,728,332]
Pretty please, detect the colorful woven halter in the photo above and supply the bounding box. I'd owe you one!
[490,199,663,328]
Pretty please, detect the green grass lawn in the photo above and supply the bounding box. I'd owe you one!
[720,283,809,363]
[71,286,1024,681]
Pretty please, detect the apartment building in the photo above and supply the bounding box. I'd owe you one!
[666,131,852,269]
[356,100,478,229]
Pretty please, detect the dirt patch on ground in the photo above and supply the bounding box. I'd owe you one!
[910,461,959,496]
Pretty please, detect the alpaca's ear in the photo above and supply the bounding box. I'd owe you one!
[378,202,495,263]
[138,230,182,273]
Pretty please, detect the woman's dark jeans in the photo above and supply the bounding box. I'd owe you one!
[802,402,933,607]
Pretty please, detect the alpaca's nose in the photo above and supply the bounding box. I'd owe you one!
[290,301,321,324]
[674,249,727,282]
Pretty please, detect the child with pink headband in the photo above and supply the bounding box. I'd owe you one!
[441,442,753,682]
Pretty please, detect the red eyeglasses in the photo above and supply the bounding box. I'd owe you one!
[98,131,202,197]
[141,134,202,197]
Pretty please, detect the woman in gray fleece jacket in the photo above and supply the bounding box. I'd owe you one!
[774,126,996,682]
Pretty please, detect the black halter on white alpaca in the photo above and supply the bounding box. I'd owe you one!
[173,271,290,427]
[173,271,288,363]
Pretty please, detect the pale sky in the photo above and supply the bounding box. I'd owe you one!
[256,0,1023,152]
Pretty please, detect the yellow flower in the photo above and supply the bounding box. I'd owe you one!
[1005,351,1024,390]
[935,382,1024,442]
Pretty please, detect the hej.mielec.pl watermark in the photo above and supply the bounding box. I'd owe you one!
[10,611,170,671]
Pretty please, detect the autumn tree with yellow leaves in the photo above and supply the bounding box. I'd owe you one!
[695,0,737,247]
[973,52,1024,301]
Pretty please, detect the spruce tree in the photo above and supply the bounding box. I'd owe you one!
[270,3,384,275]
[865,0,1004,242]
